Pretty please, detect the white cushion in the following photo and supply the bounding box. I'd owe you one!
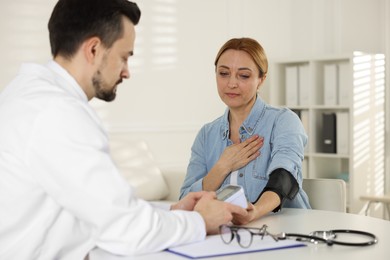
[109,137,169,201]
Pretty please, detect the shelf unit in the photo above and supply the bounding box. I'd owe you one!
[270,52,386,214]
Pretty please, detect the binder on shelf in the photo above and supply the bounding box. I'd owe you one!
[298,65,310,106]
[321,112,336,153]
[291,109,301,118]
[338,63,350,106]
[285,66,299,106]
[323,64,338,106]
[336,111,349,154]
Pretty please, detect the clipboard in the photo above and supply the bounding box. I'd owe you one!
[167,233,306,259]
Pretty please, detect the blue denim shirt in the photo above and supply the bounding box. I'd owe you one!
[180,97,311,209]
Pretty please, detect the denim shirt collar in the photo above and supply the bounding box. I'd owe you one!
[220,96,266,140]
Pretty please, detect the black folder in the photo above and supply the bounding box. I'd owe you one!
[291,109,301,119]
[322,113,336,153]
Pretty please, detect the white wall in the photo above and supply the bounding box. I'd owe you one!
[0,0,388,176]
[385,0,390,194]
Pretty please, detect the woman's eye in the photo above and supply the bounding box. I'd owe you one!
[219,71,229,77]
[239,74,250,79]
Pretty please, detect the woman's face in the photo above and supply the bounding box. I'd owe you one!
[216,49,263,111]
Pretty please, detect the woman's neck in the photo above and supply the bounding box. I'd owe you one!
[229,96,256,126]
[228,96,257,143]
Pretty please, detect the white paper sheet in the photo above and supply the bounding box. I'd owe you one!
[167,233,305,259]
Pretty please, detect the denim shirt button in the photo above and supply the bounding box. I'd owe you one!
[222,131,227,139]
[239,173,244,177]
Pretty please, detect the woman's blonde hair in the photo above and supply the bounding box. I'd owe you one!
[214,37,268,79]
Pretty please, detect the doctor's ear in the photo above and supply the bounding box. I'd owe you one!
[83,37,103,64]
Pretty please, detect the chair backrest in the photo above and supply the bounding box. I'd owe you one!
[302,178,347,212]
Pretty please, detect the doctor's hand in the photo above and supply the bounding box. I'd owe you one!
[194,192,248,235]
[170,191,209,211]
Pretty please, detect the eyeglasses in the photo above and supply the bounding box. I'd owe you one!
[219,224,277,248]
[219,224,378,248]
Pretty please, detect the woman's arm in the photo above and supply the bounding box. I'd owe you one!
[233,109,306,224]
[232,168,298,224]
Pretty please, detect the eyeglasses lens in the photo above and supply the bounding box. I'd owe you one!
[220,225,234,244]
[236,229,253,248]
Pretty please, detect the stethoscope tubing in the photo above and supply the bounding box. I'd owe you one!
[284,229,378,247]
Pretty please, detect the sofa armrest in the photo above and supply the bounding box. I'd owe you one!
[161,170,186,202]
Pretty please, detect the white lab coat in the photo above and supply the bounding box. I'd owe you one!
[0,61,205,260]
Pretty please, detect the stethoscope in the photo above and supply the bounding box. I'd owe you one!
[278,229,378,246]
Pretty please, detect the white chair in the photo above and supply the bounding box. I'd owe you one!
[360,194,390,220]
[302,178,347,212]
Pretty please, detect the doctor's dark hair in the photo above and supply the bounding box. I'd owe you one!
[48,0,141,58]
[214,37,268,79]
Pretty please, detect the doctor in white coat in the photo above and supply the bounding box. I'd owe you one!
[0,0,249,259]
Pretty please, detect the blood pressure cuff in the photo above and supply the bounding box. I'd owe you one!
[255,168,299,212]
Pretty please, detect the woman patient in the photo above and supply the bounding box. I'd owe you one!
[179,37,311,224]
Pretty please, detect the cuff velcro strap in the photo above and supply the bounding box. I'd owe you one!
[255,168,299,212]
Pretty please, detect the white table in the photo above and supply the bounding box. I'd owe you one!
[89,208,390,260]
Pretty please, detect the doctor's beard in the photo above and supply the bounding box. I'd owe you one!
[92,70,121,102]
